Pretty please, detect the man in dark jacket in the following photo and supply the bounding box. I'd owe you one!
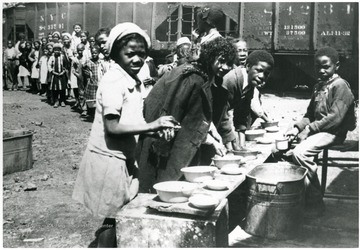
[215,50,274,150]
[136,63,213,193]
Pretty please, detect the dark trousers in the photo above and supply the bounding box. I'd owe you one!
[5,61,17,89]
[52,89,66,104]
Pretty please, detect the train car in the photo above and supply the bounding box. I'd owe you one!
[2,2,358,94]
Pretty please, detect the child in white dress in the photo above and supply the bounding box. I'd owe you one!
[72,22,179,247]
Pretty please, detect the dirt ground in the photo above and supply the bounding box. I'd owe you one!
[2,88,359,247]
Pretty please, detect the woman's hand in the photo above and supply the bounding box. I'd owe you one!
[204,134,226,157]
[225,138,241,151]
[154,116,180,130]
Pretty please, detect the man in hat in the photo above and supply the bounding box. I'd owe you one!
[196,5,223,44]
[158,36,192,77]
[192,5,224,61]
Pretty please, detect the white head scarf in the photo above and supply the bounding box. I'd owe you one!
[62,32,72,40]
[106,22,151,56]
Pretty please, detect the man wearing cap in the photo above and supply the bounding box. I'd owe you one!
[158,36,192,77]
[191,5,224,61]
[197,6,223,44]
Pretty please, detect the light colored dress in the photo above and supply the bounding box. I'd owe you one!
[72,63,145,218]
[30,50,40,79]
[39,56,49,84]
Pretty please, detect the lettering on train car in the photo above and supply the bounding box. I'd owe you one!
[316,2,355,51]
[38,12,67,35]
[243,3,273,49]
[278,3,311,51]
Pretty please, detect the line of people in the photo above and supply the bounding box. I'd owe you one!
[3,4,355,247]
[3,25,120,120]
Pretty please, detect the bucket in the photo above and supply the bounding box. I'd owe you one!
[3,130,34,175]
[244,162,308,239]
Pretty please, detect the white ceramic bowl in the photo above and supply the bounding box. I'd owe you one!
[221,166,245,175]
[212,155,244,169]
[181,166,217,183]
[204,179,229,190]
[265,126,279,133]
[153,181,198,203]
[260,121,279,128]
[189,194,219,209]
[245,129,266,141]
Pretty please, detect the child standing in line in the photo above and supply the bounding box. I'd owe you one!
[82,45,103,119]
[17,41,32,90]
[71,23,82,53]
[80,31,92,60]
[3,40,17,90]
[48,43,69,108]
[45,42,54,104]
[38,47,50,96]
[72,22,179,247]
[70,43,87,110]
[62,32,74,100]
[28,41,41,94]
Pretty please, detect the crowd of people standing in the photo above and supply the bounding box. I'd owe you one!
[3,4,356,248]
[3,24,131,119]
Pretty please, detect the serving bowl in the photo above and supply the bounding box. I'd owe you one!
[189,193,219,209]
[204,179,229,190]
[181,166,217,183]
[265,126,279,133]
[245,129,266,141]
[212,155,244,169]
[232,149,260,161]
[221,166,245,175]
[153,181,198,203]
[233,149,260,157]
[260,121,279,128]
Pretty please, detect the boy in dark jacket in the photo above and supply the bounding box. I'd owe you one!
[286,47,356,217]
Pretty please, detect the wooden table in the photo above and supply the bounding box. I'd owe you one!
[115,120,289,247]
[146,119,288,217]
[116,193,229,247]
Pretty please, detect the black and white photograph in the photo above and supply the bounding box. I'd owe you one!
[2,1,359,247]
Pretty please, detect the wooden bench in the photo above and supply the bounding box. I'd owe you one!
[317,140,359,196]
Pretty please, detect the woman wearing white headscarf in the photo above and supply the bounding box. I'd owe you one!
[72,22,178,247]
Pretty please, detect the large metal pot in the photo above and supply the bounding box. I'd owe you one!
[244,162,308,239]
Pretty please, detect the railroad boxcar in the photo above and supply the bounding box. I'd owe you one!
[2,2,358,94]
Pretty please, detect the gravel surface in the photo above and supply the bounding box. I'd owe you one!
[2,89,358,247]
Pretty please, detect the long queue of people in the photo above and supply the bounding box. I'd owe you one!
[3,5,357,247]
[3,24,122,119]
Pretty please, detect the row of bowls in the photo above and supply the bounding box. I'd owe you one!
[153,155,247,206]
[245,121,280,141]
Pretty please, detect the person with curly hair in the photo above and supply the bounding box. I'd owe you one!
[199,36,240,163]
[136,36,236,193]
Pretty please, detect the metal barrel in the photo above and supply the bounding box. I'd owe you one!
[3,130,34,175]
[244,163,307,239]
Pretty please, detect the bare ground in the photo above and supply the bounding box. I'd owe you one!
[2,89,358,247]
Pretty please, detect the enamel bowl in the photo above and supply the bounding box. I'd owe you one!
[153,181,198,203]
[181,166,217,183]
[212,155,244,169]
